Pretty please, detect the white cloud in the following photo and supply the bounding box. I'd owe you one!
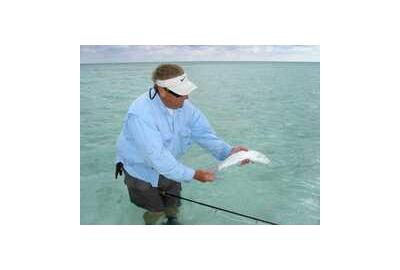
[80,45,319,63]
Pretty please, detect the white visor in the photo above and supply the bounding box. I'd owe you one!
[155,73,197,96]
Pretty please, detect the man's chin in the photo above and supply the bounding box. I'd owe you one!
[170,102,184,109]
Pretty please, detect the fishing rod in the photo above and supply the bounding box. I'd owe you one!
[161,191,278,225]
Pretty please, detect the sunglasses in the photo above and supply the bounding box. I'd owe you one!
[165,88,184,98]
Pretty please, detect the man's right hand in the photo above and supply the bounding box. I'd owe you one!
[193,169,215,183]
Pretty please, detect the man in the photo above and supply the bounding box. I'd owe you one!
[115,64,249,225]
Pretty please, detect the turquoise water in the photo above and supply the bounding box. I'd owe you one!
[80,61,320,225]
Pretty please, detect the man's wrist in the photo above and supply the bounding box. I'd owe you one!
[185,167,195,180]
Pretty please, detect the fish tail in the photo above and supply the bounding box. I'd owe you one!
[207,165,224,180]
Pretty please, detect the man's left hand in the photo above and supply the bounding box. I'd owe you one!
[229,145,251,165]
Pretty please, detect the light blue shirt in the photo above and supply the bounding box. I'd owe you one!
[116,88,232,187]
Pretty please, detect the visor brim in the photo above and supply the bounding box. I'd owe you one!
[168,80,197,95]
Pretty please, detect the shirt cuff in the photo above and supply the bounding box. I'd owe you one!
[183,167,195,181]
[220,144,233,161]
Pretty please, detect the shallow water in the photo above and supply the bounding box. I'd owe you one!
[80,61,320,225]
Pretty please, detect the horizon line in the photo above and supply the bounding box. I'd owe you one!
[80,60,320,65]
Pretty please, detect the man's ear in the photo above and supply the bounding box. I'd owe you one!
[157,86,166,97]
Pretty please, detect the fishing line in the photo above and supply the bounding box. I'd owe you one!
[161,191,278,225]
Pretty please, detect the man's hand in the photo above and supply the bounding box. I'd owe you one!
[194,169,215,183]
[115,162,124,179]
[230,145,251,165]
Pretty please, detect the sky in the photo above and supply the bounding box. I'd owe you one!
[80,45,319,63]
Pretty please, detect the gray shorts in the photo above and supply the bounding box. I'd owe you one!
[123,169,181,212]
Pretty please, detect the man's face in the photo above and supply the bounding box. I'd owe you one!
[158,87,189,109]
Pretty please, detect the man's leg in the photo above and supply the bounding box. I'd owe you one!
[164,206,179,218]
[124,170,166,225]
[163,206,180,225]
[143,211,165,225]
[158,175,182,225]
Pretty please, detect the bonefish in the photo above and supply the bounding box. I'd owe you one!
[218,150,271,171]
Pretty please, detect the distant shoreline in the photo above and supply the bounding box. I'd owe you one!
[80,61,320,65]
